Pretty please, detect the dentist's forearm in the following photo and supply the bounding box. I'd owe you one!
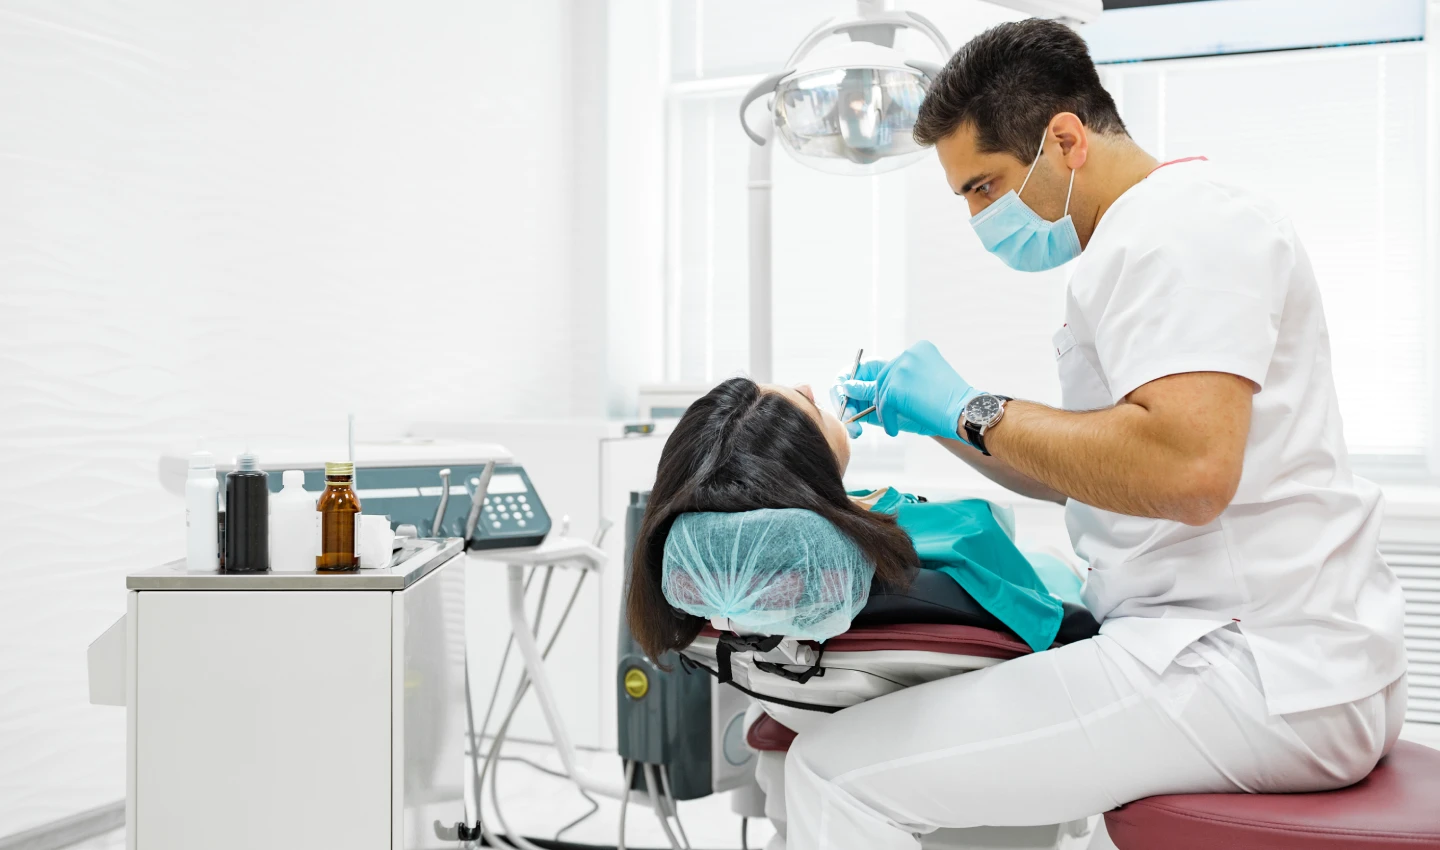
[984,401,1193,520]
[982,390,1245,526]
[933,436,1067,505]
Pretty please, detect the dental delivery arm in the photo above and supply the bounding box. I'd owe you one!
[984,371,1252,527]
[932,435,1068,506]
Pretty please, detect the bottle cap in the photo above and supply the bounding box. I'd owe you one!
[325,461,355,478]
[283,470,306,487]
[188,450,215,470]
[236,451,259,472]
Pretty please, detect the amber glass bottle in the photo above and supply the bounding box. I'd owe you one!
[316,461,362,570]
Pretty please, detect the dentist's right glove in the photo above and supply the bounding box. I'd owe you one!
[839,341,983,439]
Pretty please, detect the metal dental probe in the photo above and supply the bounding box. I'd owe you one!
[847,404,876,424]
[839,347,863,416]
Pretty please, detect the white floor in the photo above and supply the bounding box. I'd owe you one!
[67,723,1440,849]
[67,739,778,850]
[475,740,777,849]
[64,833,125,850]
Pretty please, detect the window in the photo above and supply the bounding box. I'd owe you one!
[1101,43,1434,460]
[660,3,1437,475]
[664,82,912,389]
[661,1,1026,395]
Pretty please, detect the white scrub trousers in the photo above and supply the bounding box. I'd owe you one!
[765,627,1406,850]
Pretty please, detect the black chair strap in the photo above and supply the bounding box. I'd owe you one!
[754,643,827,684]
[678,653,842,714]
[714,633,786,684]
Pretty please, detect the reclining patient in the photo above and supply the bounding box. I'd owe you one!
[626,377,1082,662]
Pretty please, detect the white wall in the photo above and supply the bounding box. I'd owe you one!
[0,0,598,836]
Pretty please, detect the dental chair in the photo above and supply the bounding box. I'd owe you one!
[680,567,1105,850]
[682,568,1440,850]
[682,568,1099,729]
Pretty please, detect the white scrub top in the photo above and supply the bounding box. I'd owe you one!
[1059,158,1406,716]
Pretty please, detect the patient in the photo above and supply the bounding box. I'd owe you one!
[628,377,1077,663]
[628,377,919,661]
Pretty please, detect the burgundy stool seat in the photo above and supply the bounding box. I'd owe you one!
[748,713,800,752]
[1105,741,1440,849]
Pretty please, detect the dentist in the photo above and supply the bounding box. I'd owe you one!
[796,18,1408,850]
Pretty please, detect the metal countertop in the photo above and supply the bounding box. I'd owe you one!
[126,538,464,591]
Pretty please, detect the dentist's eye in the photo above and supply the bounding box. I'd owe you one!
[978,182,993,197]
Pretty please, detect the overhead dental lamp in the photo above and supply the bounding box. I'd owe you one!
[739,0,1103,381]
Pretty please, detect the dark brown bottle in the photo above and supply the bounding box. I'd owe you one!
[317,461,361,570]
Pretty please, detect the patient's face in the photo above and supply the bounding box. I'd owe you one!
[763,383,851,474]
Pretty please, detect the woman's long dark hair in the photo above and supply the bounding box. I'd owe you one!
[627,377,918,661]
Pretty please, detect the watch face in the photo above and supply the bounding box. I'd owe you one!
[966,394,1004,427]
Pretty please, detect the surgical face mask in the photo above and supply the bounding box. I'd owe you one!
[968,129,1081,272]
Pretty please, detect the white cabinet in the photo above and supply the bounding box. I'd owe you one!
[124,540,469,850]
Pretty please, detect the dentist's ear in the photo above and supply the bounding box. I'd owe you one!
[1048,112,1089,170]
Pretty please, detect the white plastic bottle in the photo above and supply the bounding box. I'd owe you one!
[185,450,219,571]
[270,470,318,572]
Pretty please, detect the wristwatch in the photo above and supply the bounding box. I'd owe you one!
[961,394,1012,456]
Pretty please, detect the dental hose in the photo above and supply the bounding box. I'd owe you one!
[478,568,589,850]
[474,521,719,850]
[658,765,690,850]
[618,761,635,850]
[642,764,684,850]
[466,565,539,841]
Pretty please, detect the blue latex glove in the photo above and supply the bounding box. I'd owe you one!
[839,341,983,438]
[829,360,887,438]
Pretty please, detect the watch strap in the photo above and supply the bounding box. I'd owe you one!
[963,419,989,456]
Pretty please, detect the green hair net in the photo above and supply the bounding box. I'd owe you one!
[661,508,874,641]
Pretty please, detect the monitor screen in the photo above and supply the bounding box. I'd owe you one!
[485,474,528,495]
[1084,0,1426,64]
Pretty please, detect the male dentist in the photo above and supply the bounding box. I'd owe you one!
[790,18,1408,850]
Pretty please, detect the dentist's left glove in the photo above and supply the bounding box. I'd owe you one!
[839,341,983,439]
[830,359,887,438]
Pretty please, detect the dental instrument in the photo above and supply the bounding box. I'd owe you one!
[838,347,864,417]
[847,404,876,424]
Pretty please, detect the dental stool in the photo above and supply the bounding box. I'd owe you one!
[1104,740,1440,849]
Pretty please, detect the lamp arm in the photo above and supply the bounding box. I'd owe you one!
[902,10,954,57]
[739,71,788,146]
[905,59,944,83]
[784,9,955,71]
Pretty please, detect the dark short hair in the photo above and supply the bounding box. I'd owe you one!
[626,378,918,662]
[913,18,1127,160]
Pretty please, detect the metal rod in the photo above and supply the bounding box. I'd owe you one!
[431,468,451,537]
[838,347,864,415]
[846,404,876,424]
[748,137,774,383]
[464,460,498,541]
